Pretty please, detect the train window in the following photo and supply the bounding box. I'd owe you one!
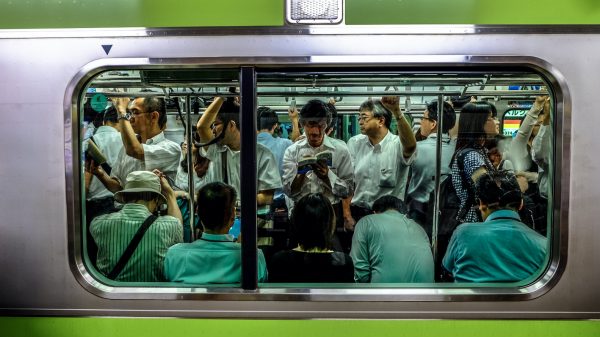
[75,65,556,297]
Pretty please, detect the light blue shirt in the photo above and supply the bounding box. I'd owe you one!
[257,132,292,198]
[442,210,547,283]
[350,210,434,283]
[407,133,455,203]
[164,233,268,284]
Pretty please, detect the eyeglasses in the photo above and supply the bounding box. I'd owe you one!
[127,109,153,117]
[210,122,223,129]
[358,115,376,123]
[421,116,436,122]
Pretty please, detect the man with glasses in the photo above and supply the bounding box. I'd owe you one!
[346,96,417,228]
[405,101,456,233]
[282,99,354,250]
[89,96,181,194]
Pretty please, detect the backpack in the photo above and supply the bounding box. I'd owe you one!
[425,147,476,281]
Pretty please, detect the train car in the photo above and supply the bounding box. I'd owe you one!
[1,0,600,336]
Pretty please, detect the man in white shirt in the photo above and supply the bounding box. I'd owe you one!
[282,99,354,251]
[196,97,282,246]
[90,96,181,193]
[347,97,417,227]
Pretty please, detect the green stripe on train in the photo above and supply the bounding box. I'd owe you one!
[1,318,599,337]
[0,0,600,29]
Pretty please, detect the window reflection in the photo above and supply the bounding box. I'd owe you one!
[81,69,552,287]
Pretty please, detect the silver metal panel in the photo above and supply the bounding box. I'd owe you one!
[0,29,597,318]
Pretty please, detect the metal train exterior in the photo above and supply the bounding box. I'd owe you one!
[1,1,600,336]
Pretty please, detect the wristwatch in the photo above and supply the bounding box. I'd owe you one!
[118,113,131,121]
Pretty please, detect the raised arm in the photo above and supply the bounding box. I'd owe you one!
[196,97,224,145]
[382,96,416,158]
[154,169,183,224]
[287,106,301,142]
[113,97,145,160]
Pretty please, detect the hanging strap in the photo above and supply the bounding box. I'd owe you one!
[107,214,158,280]
[221,151,229,184]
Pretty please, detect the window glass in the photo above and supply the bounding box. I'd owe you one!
[79,67,553,290]
[81,69,250,286]
[256,70,551,286]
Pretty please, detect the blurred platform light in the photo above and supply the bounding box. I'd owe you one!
[286,0,343,24]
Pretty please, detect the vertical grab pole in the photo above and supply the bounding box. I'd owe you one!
[240,67,258,290]
[185,95,195,242]
[431,94,444,264]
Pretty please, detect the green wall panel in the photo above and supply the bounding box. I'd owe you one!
[0,0,599,29]
[346,0,600,24]
[0,0,284,29]
[1,318,600,337]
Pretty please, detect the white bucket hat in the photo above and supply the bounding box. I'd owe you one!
[113,171,166,204]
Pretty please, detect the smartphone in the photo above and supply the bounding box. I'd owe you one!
[290,99,296,110]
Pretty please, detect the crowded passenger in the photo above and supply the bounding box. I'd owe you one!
[269,193,354,282]
[442,170,547,282]
[89,96,181,193]
[164,182,268,284]
[91,170,183,282]
[346,96,417,227]
[350,196,434,283]
[282,99,354,250]
[451,101,499,224]
[405,101,456,230]
[84,106,124,264]
[195,97,282,246]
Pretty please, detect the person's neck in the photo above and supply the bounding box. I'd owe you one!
[227,139,241,151]
[258,129,273,135]
[140,129,161,144]
[204,227,230,235]
[368,128,388,146]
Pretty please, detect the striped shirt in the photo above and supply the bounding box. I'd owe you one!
[111,132,181,188]
[91,203,183,282]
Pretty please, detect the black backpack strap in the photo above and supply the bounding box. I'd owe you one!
[221,151,228,184]
[107,214,158,280]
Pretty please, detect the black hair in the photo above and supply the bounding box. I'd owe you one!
[139,97,167,129]
[217,98,240,131]
[196,182,237,231]
[359,99,393,129]
[372,195,405,214]
[290,193,336,250]
[299,99,332,126]
[475,170,523,211]
[103,106,119,124]
[426,101,457,134]
[257,106,279,131]
[449,96,474,110]
[455,101,493,150]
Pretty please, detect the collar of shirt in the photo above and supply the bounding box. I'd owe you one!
[360,129,393,152]
[200,232,235,242]
[257,132,273,142]
[425,133,452,142]
[120,203,153,217]
[146,131,166,145]
[485,209,521,222]
[298,134,336,151]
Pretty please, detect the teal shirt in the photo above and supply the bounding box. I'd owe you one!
[350,210,434,283]
[91,203,183,282]
[164,233,268,284]
[442,210,547,283]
